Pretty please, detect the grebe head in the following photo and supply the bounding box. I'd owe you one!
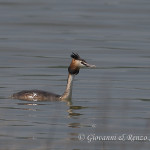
[68,52,96,75]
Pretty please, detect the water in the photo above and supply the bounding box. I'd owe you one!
[0,0,150,149]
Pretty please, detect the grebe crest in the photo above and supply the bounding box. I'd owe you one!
[11,52,95,102]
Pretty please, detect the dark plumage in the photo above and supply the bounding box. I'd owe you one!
[71,52,81,60]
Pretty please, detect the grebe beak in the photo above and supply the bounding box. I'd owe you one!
[85,63,96,68]
[81,61,96,68]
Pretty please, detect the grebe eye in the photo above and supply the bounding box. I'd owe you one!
[81,61,87,66]
[81,61,85,65]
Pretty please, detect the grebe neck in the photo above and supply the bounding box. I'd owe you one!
[60,73,75,100]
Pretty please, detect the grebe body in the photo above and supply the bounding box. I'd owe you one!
[12,90,60,101]
[11,53,95,101]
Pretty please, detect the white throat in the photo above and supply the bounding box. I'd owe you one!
[60,73,75,100]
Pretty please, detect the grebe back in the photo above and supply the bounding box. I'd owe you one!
[11,53,95,101]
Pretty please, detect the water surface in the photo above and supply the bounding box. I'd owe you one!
[0,0,150,149]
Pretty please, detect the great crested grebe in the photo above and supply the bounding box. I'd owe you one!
[11,53,95,101]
